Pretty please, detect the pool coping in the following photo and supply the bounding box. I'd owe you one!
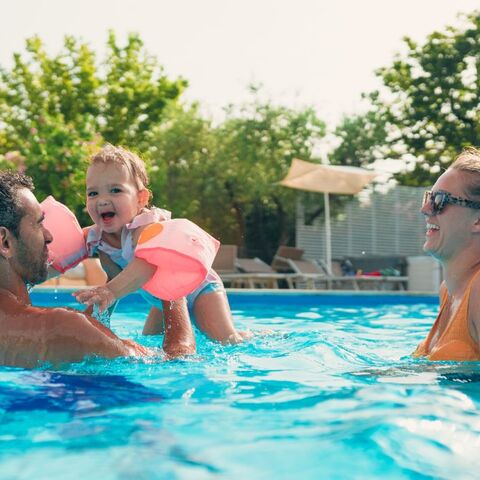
[33,285,438,297]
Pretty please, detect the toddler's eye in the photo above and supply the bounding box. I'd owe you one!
[87,191,97,197]
[111,187,122,193]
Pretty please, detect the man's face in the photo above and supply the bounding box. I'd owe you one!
[11,189,53,285]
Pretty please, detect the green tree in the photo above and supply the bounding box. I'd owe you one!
[329,92,389,169]
[331,11,479,186]
[381,11,479,185]
[0,33,185,222]
[147,92,326,261]
[147,102,218,225]
[102,32,186,146]
[214,99,325,260]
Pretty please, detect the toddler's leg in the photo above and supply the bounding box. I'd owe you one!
[142,306,165,335]
[193,291,252,344]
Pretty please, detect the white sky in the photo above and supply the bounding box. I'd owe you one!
[1,0,478,127]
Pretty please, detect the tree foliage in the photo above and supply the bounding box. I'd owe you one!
[329,92,389,169]
[0,33,184,222]
[148,91,326,260]
[147,103,217,222]
[0,34,327,261]
[331,10,479,186]
[381,11,479,185]
[212,97,325,259]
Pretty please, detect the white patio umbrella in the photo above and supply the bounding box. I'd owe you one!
[280,159,378,274]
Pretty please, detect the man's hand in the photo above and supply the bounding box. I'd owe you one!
[73,286,116,313]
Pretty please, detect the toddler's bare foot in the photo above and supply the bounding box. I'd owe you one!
[239,330,254,340]
[224,330,253,344]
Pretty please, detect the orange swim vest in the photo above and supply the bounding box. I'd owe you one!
[413,271,480,361]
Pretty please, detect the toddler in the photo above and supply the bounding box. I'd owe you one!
[73,145,251,344]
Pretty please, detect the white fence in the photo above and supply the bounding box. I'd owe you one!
[296,186,426,260]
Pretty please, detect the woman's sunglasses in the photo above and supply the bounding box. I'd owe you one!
[422,190,480,215]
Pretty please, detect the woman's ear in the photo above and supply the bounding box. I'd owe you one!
[472,217,480,233]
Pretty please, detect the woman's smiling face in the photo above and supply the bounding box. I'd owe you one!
[86,162,146,235]
[421,168,480,260]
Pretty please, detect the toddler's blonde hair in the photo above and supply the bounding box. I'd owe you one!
[90,145,149,191]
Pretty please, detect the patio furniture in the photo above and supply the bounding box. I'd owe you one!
[213,245,294,288]
[271,246,359,290]
[212,244,238,274]
[271,246,409,291]
[271,246,337,289]
[282,257,357,289]
[236,257,282,288]
[341,256,408,291]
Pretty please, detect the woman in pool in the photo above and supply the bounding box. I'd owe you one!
[414,147,480,361]
[73,145,251,344]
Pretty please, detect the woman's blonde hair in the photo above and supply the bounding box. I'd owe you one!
[450,147,480,198]
[90,145,150,191]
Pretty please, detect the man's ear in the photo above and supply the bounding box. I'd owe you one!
[0,226,13,259]
[138,189,150,208]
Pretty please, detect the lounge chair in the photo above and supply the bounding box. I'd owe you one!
[235,257,283,288]
[212,244,238,274]
[212,244,247,288]
[271,246,359,290]
[271,246,305,273]
[213,245,294,288]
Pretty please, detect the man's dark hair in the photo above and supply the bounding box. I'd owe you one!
[0,170,34,237]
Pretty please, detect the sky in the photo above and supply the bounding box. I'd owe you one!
[1,0,478,129]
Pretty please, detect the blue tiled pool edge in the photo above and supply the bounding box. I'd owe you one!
[32,286,439,307]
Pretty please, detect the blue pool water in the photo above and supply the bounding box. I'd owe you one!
[2,290,480,479]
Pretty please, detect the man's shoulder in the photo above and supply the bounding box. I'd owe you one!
[0,295,103,367]
[0,292,91,331]
[31,305,107,338]
[0,298,87,334]
[33,305,87,326]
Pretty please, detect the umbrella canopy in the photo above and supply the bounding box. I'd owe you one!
[280,159,379,275]
[279,158,378,194]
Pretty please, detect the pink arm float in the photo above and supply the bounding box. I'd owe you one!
[40,196,87,273]
[41,197,220,300]
[135,219,220,300]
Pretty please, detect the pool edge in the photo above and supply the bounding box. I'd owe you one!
[33,285,438,298]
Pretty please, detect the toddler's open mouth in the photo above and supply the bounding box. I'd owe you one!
[101,212,115,223]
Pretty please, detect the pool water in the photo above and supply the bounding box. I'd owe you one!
[2,291,480,479]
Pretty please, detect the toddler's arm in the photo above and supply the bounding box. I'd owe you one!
[73,258,156,311]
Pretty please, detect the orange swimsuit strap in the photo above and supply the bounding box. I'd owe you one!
[414,270,480,361]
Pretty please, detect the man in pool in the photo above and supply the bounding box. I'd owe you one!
[0,171,196,368]
[414,147,480,361]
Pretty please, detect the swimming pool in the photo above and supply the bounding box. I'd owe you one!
[2,290,480,479]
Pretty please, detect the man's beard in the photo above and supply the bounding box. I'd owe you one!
[16,239,48,286]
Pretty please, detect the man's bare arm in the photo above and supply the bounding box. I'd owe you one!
[40,307,150,366]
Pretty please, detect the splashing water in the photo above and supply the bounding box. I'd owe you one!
[92,304,111,328]
[25,290,469,479]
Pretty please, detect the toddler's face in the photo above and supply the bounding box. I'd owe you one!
[86,162,146,234]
